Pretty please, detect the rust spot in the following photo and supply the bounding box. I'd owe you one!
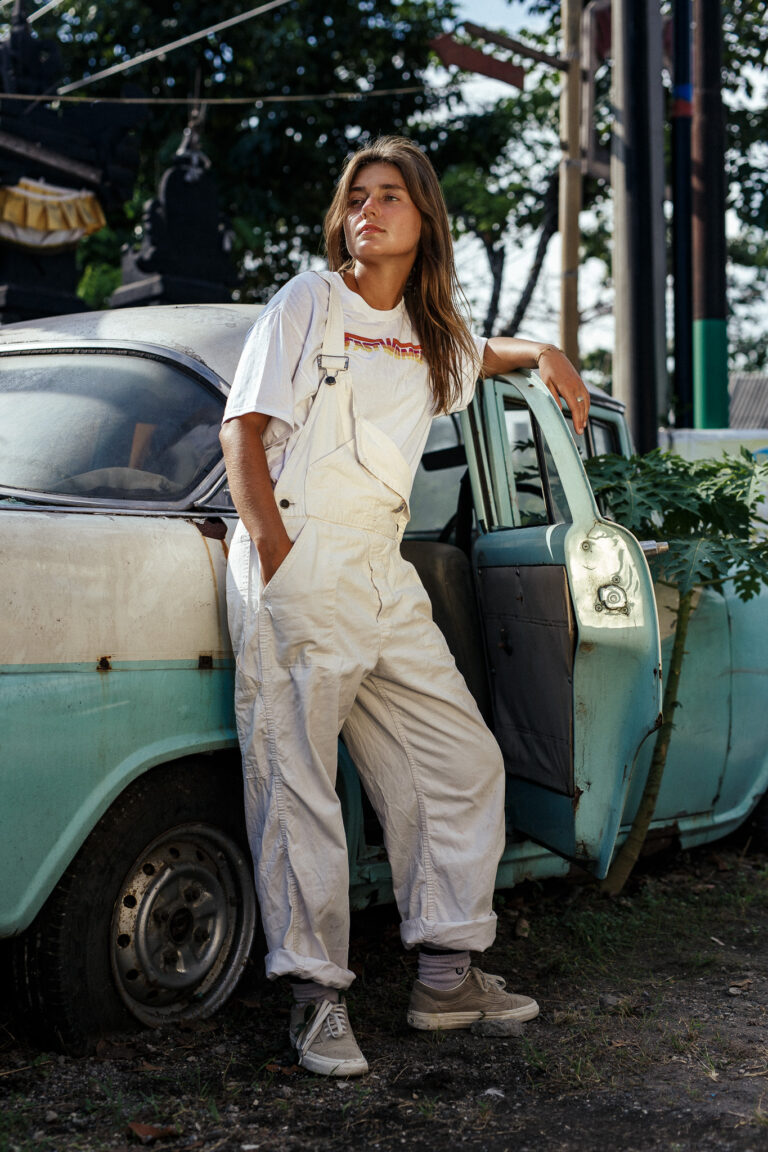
[97,656,112,672]
[198,654,213,670]
[194,517,227,540]
[572,784,583,812]
[580,641,595,654]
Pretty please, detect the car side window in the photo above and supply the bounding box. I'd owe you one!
[198,475,236,512]
[503,400,571,527]
[0,350,224,504]
[590,417,620,457]
[406,414,469,539]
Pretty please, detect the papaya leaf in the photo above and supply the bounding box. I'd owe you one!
[586,449,768,605]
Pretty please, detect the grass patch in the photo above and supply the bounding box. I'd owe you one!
[491,850,768,1095]
[505,853,768,982]
[0,1094,42,1152]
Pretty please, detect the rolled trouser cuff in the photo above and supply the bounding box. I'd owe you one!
[266,947,356,990]
[399,913,498,954]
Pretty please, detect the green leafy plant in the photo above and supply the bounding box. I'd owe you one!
[585,448,768,895]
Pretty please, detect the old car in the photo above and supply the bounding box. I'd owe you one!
[1,305,766,1053]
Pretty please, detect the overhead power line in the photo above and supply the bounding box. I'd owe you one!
[28,0,66,23]
[0,84,428,106]
[0,0,65,17]
[57,0,292,95]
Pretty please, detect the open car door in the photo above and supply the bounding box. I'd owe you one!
[463,373,662,878]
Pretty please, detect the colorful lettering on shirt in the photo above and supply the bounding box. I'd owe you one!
[345,332,423,361]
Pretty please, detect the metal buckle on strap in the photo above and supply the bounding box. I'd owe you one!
[317,352,349,385]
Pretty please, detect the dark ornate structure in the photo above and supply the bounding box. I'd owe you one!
[111,113,238,308]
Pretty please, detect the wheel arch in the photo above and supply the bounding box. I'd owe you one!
[9,752,257,1053]
[1,739,240,937]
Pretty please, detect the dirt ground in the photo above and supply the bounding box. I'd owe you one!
[3,836,768,1152]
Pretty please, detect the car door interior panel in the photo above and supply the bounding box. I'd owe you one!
[477,562,575,796]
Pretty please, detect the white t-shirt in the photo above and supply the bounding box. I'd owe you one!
[224,271,485,486]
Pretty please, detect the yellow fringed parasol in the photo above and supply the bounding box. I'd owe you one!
[0,177,106,249]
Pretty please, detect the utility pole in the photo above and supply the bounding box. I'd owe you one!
[610,0,667,452]
[692,0,729,428]
[559,0,582,367]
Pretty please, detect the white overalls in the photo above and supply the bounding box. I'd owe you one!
[227,274,505,989]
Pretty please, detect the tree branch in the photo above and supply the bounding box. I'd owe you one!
[499,169,559,337]
[480,234,505,336]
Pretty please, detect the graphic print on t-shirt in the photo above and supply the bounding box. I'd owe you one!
[345,331,422,361]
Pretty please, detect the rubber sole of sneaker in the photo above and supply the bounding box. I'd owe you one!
[406,1001,540,1031]
[296,1049,369,1077]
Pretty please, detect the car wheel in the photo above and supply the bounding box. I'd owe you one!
[749,791,768,854]
[12,756,257,1054]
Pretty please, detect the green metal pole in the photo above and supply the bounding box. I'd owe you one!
[692,0,729,428]
[693,319,729,427]
[671,0,693,427]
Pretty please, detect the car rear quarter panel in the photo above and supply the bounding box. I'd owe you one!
[665,580,768,848]
[716,582,768,821]
[0,510,237,934]
[619,581,768,847]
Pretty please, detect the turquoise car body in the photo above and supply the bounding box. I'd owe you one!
[1,305,766,1041]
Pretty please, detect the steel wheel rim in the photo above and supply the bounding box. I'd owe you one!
[110,823,256,1026]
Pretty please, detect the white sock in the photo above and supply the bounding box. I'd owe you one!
[418,949,471,990]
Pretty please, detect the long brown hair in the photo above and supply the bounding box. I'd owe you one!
[324,136,479,414]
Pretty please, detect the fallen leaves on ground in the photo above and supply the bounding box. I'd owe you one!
[126,1120,178,1145]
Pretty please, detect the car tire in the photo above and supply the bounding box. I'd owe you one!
[11,756,258,1055]
[749,791,768,854]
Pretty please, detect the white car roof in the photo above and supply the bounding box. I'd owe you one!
[0,304,263,387]
[0,303,624,412]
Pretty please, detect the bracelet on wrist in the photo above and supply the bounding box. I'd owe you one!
[536,344,559,366]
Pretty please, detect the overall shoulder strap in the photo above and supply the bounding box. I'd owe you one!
[313,270,349,384]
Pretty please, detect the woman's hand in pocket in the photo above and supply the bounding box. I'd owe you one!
[220,412,296,587]
[258,531,293,588]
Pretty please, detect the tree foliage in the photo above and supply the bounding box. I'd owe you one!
[16,0,768,354]
[433,1,768,369]
[43,0,458,300]
[414,16,567,339]
[585,448,768,597]
[413,93,558,334]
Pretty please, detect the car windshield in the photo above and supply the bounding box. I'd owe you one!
[0,349,224,503]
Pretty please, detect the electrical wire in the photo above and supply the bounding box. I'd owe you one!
[0,0,63,15]
[28,0,66,23]
[57,0,293,95]
[0,1,432,111]
[0,85,428,106]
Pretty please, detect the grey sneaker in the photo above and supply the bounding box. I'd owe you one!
[407,968,539,1031]
[289,998,369,1077]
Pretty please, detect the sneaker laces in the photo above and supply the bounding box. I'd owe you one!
[296,1000,349,1057]
[473,970,507,994]
[322,1003,349,1039]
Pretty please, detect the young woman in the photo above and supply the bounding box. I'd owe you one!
[220,136,590,1078]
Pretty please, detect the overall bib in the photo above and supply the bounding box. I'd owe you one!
[227,274,505,989]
